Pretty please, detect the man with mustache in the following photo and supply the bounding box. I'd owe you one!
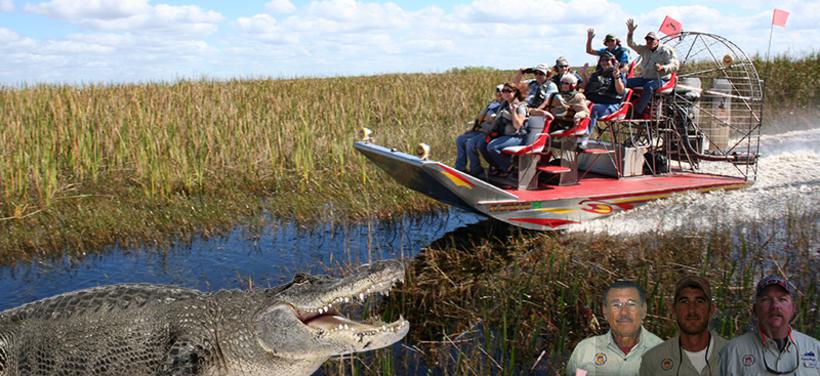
[639,276,727,375]
[566,280,662,376]
[718,274,820,375]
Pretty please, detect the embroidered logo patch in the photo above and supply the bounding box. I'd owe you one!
[802,351,817,368]
[661,358,673,370]
[742,354,755,367]
[594,352,607,366]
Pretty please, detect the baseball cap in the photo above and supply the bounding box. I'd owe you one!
[674,276,712,302]
[645,31,658,40]
[495,84,504,92]
[555,56,569,67]
[533,64,550,74]
[755,274,796,297]
[604,33,617,42]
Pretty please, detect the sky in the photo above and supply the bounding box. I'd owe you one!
[0,0,817,85]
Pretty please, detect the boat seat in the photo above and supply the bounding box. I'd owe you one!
[502,117,550,190]
[597,89,633,123]
[537,165,571,174]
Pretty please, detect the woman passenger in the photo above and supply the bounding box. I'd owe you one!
[485,82,529,178]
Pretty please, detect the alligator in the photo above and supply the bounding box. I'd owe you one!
[0,260,409,376]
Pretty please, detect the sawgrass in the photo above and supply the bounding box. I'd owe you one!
[0,55,816,260]
[325,210,818,375]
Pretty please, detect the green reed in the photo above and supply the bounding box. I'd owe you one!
[1,55,816,259]
[320,211,817,375]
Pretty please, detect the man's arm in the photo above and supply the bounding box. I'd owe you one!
[625,18,642,52]
[585,28,599,56]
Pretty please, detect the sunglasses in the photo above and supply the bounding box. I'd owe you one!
[501,88,514,93]
[557,65,569,68]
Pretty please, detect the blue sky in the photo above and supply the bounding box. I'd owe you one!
[0,0,817,85]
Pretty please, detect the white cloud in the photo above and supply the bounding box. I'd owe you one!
[24,0,222,33]
[2,0,817,85]
[265,0,295,14]
[0,0,14,12]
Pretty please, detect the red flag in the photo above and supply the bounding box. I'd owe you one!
[659,15,683,37]
[772,9,789,27]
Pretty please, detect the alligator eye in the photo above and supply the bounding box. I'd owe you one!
[292,273,310,284]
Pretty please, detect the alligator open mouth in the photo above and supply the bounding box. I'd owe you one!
[294,268,407,335]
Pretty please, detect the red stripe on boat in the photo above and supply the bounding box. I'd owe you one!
[509,218,580,228]
[437,163,475,188]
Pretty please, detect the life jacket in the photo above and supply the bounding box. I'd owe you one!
[585,71,623,104]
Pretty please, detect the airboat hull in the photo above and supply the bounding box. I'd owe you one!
[354,141,748,231]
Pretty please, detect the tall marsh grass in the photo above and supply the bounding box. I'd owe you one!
[322,212,818,375]
[1,55,816,258]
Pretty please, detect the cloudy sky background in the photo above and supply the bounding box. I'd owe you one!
[0,0,817,85]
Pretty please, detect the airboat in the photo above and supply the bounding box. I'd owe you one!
[355,32,762,230]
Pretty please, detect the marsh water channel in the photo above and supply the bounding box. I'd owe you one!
[0,210,487,311]
[2,127,818,311]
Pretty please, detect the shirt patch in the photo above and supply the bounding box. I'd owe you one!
[661,358,673,370]
[742,354,755,367]
[594,352,607,366]
[803,351,817,368]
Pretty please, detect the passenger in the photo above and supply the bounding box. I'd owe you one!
[586,28,630,69]
[455,84,505,177]
[541,74,589,137]
[717,274,820,375]
[513,63,558,109]
[485,82,528,178]
[551,57,585,90]
[566,280,663,376]
[625,19,679,117]
[579,51,626,149]
[639,276,727,376]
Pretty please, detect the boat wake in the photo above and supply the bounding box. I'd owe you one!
[569,128,820,236]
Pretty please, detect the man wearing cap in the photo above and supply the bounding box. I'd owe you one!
[624,18,679,117]
[717,274,820,375]
[639,276,728,376]
[513,63,558,109]
[586,28,630,68]
[566,280,663,376]
[551,56,585,90]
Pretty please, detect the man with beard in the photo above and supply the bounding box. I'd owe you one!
[639,276,727,375]
[718,275,820,375]
[566,280,662,376]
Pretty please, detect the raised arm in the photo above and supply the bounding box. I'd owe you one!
[626,18,640,51]
[585,28,598,56]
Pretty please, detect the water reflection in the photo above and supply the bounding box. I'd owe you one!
[0,209,485,312]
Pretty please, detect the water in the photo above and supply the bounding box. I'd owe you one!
[569,128,820,236]
[2,128,817,311]
[0,210,485,311]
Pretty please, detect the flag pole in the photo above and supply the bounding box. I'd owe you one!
[764,13,775,81]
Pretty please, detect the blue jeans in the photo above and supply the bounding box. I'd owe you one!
[588,103,622,134]
[455,131,484,171]
[626,77,665,115]
[486,135,524,172]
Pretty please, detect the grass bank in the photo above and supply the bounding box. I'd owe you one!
[322,211,818,375]
[0,55,816,260]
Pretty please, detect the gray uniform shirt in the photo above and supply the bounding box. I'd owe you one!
[626,37,679,81]
[566,327,663,376]
[639,331,727,376]
[717,329,820,375]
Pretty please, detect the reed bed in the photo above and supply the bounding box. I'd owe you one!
[0,55,816,260]
[322,211,818,375]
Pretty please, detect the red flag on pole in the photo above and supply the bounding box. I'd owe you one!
[659,15,683,37]
[772,9,789,27]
